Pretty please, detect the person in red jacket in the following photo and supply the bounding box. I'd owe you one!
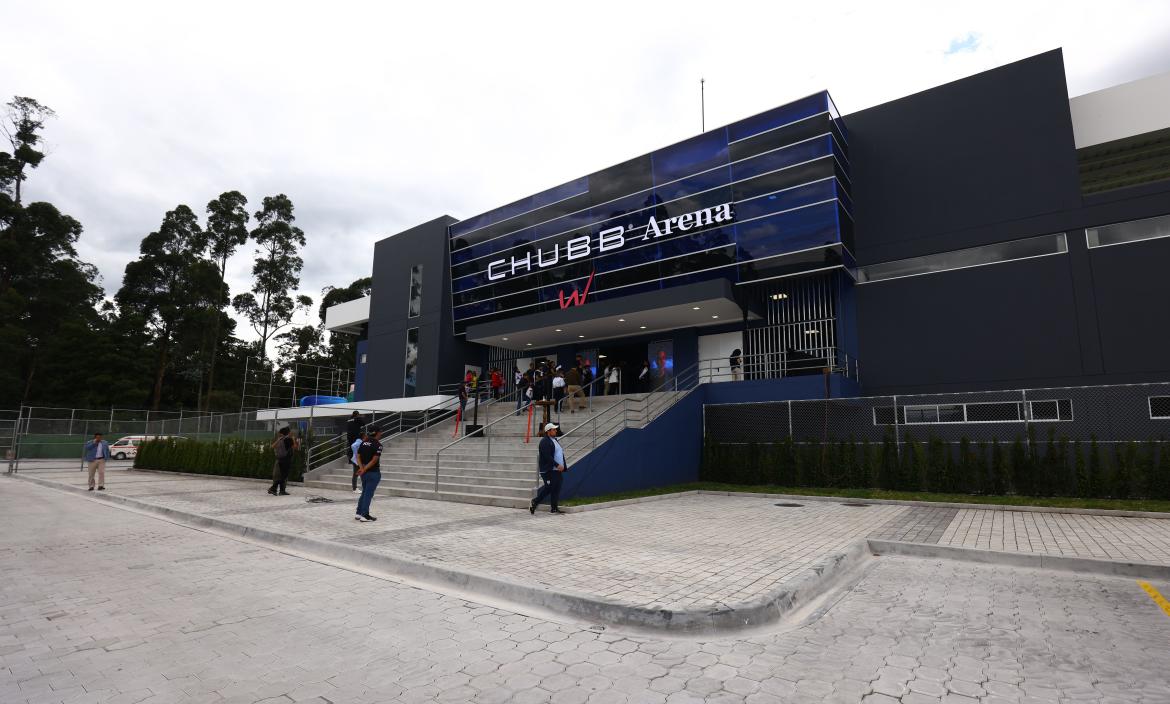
[490,367,504,400]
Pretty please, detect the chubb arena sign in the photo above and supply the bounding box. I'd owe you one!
[486,202,736,282]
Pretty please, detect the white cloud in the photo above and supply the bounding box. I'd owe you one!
[4,0,1170,346]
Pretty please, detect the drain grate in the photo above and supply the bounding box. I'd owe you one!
[774,502,804,507]
[841,502,870,507]
[305,496,334,503]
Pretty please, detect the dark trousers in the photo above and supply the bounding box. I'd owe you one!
[351,463,360,490]
[357,470,381,516]
[270,458,291,493]
[533,470,563,511]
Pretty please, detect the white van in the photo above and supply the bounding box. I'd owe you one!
[109,435,184,460]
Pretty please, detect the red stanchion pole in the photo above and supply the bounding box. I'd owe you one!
[524,402,534,444]
[452,407,462,439]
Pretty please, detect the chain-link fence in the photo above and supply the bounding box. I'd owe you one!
[4,406,285,472]
[703,382,1170,498]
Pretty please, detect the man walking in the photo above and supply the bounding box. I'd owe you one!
[563,365,585,413]
[355,428,383,522]
[350,430,367,493]
[530,423,567,515]
[84,432,110,491]
[268,427,298,496]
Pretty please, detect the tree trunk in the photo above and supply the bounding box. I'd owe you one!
[20,351,36,406]
[151,337,170,411]
[203,258,229,412]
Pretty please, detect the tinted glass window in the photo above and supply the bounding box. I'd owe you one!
[407,265,422,318]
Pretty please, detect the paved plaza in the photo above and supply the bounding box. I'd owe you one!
[3,477,1170,703]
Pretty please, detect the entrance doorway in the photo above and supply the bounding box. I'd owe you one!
[595,341,648,395]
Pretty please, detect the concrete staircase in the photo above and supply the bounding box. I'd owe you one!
[304,388,690,509]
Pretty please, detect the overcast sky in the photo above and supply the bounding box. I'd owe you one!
[5,1,1170,343]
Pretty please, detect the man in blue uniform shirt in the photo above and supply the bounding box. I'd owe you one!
[530,422,567,515]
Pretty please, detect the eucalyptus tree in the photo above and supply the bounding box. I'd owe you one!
[200,190,250,409]
[232,194,311,361]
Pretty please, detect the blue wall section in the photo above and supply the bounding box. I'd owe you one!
[560,374,858,499]
[560,389,705,500]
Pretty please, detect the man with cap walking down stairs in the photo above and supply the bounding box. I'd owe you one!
[531,422,568,515]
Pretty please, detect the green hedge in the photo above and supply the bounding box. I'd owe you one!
[702,428,1170,500]
[133,437,305,482]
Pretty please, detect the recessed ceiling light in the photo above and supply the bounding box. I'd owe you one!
[618,318,626,322]
[771,293,789,301]
[711,315,719,319]
[526,342,533,346]
[501,337,508,341]
[555,329,562,332]
[639,325,647,329]
[692,306,701,310]
[804,329,820,335]
[578,335,585,338]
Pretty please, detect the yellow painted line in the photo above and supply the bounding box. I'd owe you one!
[1138,581,1170,619]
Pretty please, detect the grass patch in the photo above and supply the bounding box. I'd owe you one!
[563,482,1170,513]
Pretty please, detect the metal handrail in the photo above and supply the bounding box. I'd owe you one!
[306,395,459,472]
[432,400,531,491]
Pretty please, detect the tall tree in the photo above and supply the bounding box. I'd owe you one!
[200,191,250,410]
[1,96,54,207]
[0,96,105,407]
[233,194,311,361]
[116,205,220,410]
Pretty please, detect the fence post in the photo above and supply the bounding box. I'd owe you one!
[68,408,75,436]
[787,400,794,440]
[11,407,25,473]
[893,394,902,460]
[217,414,223,444]
[1021,388,1030,451]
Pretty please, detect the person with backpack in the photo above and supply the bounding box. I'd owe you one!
[268,426,298,496]
[354,429,383,522]
[349,429,367,493]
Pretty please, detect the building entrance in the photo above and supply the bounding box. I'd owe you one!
[595,342,649,395]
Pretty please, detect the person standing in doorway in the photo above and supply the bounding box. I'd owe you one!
[530,423,567,515]
[582,363,594,397]
[268,427,298,496]
[607,363,620,396]
[84,432,110,491]
[355,429,383,521]
[350,430,367,493]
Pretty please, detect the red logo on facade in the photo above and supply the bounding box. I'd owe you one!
[558,270,595,309]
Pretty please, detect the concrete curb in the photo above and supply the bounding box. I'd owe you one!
[868,539,1170,579]
[565,488,1170,519]
[7,473,868,636]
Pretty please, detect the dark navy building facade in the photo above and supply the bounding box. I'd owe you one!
[347,49,1170,402]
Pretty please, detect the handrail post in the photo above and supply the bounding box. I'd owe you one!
[487,421,492,462]
[435,451,440,493]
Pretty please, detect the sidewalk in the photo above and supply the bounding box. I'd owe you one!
[8,467,1170,633]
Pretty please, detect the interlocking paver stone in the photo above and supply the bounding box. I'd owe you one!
[3,476,1170,704]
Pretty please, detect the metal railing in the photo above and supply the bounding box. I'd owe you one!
[305,395,461,472]
[698,348,858,384]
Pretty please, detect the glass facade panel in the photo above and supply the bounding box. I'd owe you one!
[1086,213,1170,248]
[403,328,419,397]
[858,233,1068,283]
[450,91,850,335]
[407,264,422,318]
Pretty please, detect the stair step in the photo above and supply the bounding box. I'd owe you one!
[302,480,529,509]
